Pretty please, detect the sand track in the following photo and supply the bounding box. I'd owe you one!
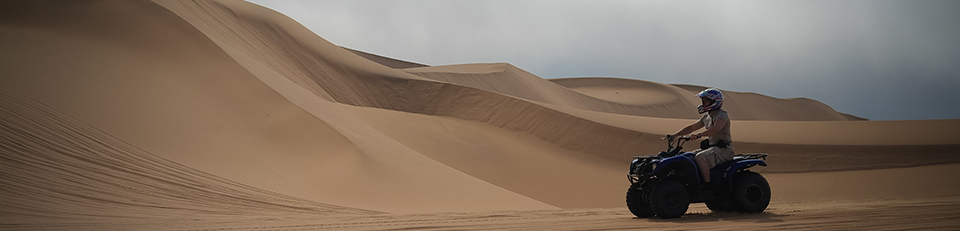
[6,197,960,230]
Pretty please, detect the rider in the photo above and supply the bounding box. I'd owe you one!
[671,88,734,188]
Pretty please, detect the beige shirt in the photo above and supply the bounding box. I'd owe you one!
[698,109,732,145]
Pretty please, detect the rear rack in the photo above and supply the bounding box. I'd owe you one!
[735,153,768,160]
[635,153,767,161]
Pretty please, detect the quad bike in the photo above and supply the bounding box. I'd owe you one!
[626,135,770,219]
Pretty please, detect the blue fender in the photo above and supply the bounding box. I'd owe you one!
[723,159,767,179]
[651,152,701,182]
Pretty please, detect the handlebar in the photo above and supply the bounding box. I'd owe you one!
[661,135,692,141]
[659,135,691,157]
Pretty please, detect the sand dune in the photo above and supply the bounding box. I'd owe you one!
[1,0,959,229]
[556,78,856,121]
[0,92,380,223]
[343,47,428,69]
[407,64,701,119]
[2,0,557,214]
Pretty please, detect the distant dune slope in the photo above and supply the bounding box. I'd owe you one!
[554,78,854,121]
[671,83,854,121]
[343,47,429,69]
[407,64,700,119]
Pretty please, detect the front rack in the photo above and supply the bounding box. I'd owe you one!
[632,155,659,160]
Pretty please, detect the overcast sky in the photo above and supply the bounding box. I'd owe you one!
[247,0,960,121]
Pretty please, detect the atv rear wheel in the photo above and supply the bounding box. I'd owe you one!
[649,179,689,219]
[626,187,654,218]
[731,171,771,213]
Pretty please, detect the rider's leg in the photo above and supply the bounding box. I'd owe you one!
[695,149,714,183]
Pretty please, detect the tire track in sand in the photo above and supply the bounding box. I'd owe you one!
[0,91,381,223]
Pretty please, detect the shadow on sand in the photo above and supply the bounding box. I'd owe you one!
[642,211,789,223]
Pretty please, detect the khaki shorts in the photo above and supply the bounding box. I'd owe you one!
[695,146,735,169]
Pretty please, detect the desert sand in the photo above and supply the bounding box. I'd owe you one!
[1,0,959,230]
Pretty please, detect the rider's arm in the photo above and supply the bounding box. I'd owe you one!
[673,122,704,137]
[697,118,727,138]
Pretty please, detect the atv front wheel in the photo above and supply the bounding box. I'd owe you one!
[731,171,771,213]
[649,179,689,219]
[626,187,654,218]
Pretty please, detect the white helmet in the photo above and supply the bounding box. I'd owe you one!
[695,88,723,114]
